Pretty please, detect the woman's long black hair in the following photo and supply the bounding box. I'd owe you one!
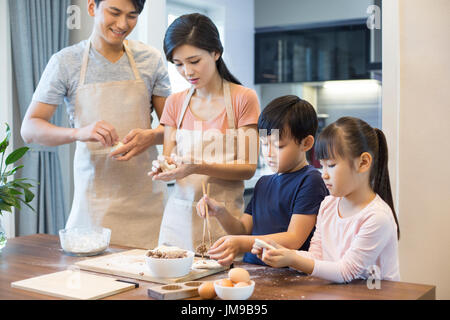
[315,117,400,240]
[163,13,241,85]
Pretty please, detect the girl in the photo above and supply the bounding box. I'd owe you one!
[149,13,260,251]
[252,117,400,282]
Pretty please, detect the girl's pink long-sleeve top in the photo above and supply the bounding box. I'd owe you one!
[296,194,400,283]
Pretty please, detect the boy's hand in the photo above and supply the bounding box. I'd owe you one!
[207,235,242,266]
[259,241,297,268]
[196,195,226,218]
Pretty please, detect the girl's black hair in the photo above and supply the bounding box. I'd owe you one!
[94,0,146,14]
[258,95,318,145]
[315,117,400,239]
[163,13,241,85]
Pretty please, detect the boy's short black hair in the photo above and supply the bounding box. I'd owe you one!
[258,95,318,144]
[94,0,146,14]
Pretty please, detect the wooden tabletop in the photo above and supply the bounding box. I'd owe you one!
[0,234,435,300]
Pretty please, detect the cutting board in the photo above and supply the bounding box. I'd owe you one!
[75,249,228,284]
[147,281,203,300]
[11,270,136,300]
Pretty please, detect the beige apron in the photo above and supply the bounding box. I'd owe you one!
[65,40,166,249]
[158,81,245,251]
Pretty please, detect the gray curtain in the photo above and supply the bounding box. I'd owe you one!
[9,0,70,235]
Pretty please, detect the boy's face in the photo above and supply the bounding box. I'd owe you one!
[88,0,139,46]
[260,128,310,173]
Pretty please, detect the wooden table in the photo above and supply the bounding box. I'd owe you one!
[0,234,435,300]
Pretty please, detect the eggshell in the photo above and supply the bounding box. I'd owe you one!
[219,278,234,287]
[228,268,250,283]
[198,281,216,299]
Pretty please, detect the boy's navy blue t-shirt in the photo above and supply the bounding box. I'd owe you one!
[243,165,328,265]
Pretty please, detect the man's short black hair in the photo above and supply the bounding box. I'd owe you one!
[258,95,318,144]
[94,0,146,14]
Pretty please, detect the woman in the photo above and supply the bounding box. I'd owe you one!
[150,13,260,252]
[21,0,170,248]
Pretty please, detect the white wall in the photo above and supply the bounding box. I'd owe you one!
[383,0,450,300]
[255,0,372,28]
[0,0,15,238]
[210,0,255,89]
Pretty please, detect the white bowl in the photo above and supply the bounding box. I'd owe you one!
[214,280,255,300]
[59,227,111,257]
[145,250,194,278]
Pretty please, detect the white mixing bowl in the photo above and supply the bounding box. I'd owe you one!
[145,250,195,278]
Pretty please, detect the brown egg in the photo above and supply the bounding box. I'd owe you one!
[198,281,216,299]
[228,268,250,283]
[235,281,250,287]
[219,278,234,287]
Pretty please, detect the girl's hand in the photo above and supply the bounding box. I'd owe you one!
[260,241,297,268]
[207,235,242,266]
[196,195,226,218]
[250,242,263,260]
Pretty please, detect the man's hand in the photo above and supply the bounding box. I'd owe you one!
[110,128,156,161]
[75,120,119,147]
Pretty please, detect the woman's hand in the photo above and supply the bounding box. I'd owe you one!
[207,235,243,266]
[149,154,196,181]
[111,128,157,161]
[196,195,226,219]
[255,241,297,268]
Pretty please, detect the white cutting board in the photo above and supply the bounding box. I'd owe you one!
[75,249,228,284]
[11,270,136,300]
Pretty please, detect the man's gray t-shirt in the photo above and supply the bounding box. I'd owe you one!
[33,39,172,127]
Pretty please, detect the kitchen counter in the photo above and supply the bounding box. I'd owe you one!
[0,234,435,300]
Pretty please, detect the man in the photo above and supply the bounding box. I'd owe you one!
[21,0,171,248]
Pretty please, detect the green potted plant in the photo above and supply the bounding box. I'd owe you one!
[0,123,37,251]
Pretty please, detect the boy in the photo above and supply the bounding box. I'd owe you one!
[196,95,328,266]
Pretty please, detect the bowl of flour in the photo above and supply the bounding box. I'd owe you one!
[59,227,111,257]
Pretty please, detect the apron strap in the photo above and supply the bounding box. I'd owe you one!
[79,39,142,86]
[176,81,236,129]
[79,40,91,86]
[177,86,196,129]
[123,40,142,81]
[223,81,236,130]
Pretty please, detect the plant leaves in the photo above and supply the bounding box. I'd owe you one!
[8,189,22,196]
[5,147,29,166]
[17,197,35,212]
[0,200,12,213]
[3,165,24,177]
[0,123,11,153]
[24,188,34,202]
[12,181,34,190]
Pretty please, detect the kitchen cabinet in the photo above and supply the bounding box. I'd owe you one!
[255,20,376,84]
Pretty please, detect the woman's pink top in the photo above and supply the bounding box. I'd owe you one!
[160,84,260,132]
[297,194,400,283]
